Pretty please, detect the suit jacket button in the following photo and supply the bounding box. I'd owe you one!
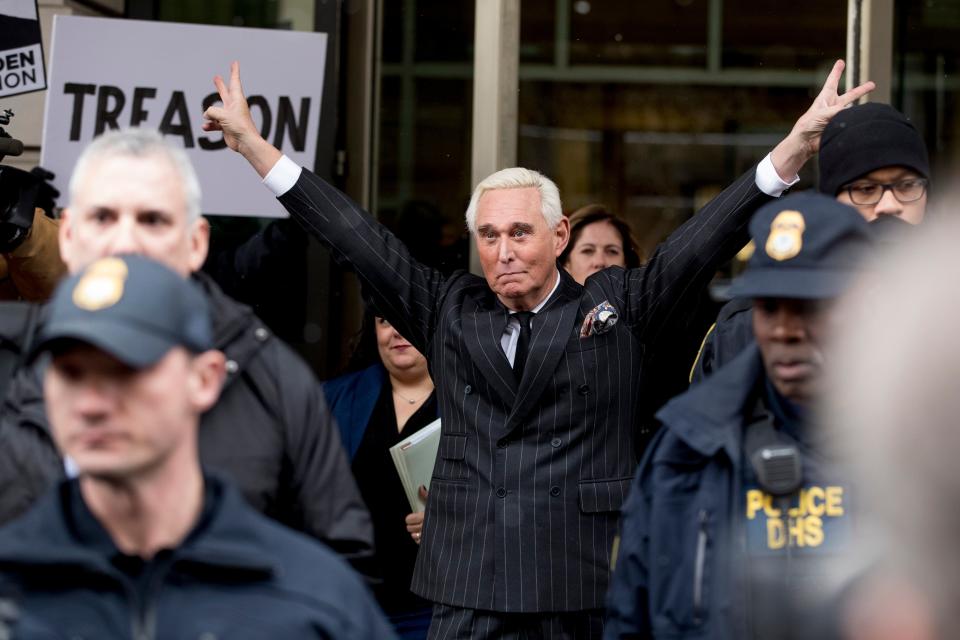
[496,487,507,498]
[550,486,561,497]
[577,384,590,395]
[551,438,562,448]
[497,439,507,449]
[464,384,472,394]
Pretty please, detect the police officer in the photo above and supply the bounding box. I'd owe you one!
[605,194,873,639]
[0,254,395,639]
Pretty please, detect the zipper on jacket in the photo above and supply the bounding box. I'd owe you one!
[127,585,155,640]
[127,562,166,640]
[692,508,709,625]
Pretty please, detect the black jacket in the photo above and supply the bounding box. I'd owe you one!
[0,475,396,640]
[0,273,374,568]
[689,297,754,384]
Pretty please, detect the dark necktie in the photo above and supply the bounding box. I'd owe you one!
[512,311,535,381]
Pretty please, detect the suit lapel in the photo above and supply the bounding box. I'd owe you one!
[504,271,582,433]
[461,294,517,407]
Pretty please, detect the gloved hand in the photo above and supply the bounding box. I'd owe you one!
[0,165,41,253]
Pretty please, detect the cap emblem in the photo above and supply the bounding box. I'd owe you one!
[765,210,806,261]
[72,257,129,311]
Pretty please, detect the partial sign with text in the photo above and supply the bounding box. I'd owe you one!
[0,0,46,98]
[42,15,328,217]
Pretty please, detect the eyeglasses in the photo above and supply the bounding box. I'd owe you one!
[843,178,928,205]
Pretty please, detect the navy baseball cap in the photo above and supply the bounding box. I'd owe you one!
[728,193,873,300]
[33,255,213,368]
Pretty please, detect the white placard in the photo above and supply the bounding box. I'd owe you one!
[41,15,328,218]
[0,0,45,98]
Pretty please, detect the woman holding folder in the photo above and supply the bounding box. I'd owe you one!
[324,312,436,640]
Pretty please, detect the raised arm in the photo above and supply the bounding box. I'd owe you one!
[203,62,446,352]
[615,60,875,341]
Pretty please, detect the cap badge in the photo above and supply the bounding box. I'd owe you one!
[765,210,806,262]
[72,257,129,311]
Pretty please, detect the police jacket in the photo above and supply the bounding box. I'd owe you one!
[0,273,374,569]
[605,344,767,640]
[689,297,753,385]
[0,475,396,640]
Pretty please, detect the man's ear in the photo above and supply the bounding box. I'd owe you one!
[554,216,570,256]
[187,349,226,413]
[186,217,210,273]
[58,208,78,272]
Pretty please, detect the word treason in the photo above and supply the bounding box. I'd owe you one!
[63,83,311,151]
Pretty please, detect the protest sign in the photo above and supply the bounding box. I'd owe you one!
[42,16,328,217]
[0,0,46,98]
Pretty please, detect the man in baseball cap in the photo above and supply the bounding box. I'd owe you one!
[0,254,395,639]
[606,193,873,639]
[33,253,213,367]
[0,129,373,574]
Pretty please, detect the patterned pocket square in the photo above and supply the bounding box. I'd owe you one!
[580,300,619,338]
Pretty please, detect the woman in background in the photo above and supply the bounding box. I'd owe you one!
[324,311,436,639]
[559,204,642,284]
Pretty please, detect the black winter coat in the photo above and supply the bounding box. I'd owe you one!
[0,476,395,640]
[0,274,374,568]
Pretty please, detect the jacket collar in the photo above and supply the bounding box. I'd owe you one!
[191,273,272,391]
[192,272,256,351]
[0,475,274,582]
[655,342,766,463]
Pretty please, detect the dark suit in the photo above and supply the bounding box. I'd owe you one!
[277,167,770,624]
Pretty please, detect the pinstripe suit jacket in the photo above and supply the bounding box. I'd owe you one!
[277,166,771,613]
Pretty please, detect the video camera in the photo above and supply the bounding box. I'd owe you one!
[0,108,58,253]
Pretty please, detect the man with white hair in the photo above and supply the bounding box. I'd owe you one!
[203,62,870,638]
[0,129,374,574]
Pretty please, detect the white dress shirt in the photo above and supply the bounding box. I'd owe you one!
[499,270,562,367]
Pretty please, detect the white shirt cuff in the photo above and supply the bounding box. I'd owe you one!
[755,153,799,198]
[262,155,302,196]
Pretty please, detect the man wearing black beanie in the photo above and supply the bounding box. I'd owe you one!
[818,102,930,225]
